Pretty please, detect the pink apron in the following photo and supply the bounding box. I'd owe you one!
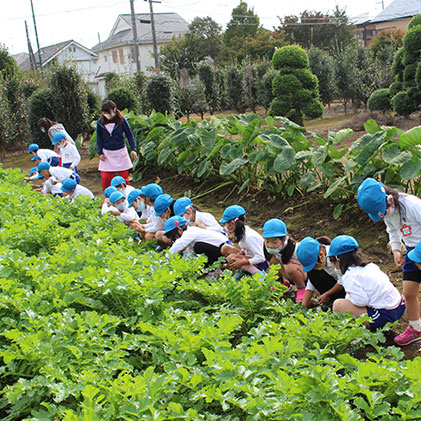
[98,147,133,172]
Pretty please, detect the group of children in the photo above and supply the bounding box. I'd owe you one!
[25,143,421,347]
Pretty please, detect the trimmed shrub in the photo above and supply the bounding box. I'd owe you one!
[389,81,403,97]
[146,74,173,114]
[391,47,405,81]
[403,25,421,54]
[302,99,324,119]
[408,14,421,30]
[367,89,391,112]
[269,97,291,116]
[407,86,421,105]
[403,51,418,65]
[226,66,247,113]
[403,63,417,84]
[416,62,421,91]
[272,73,302,96]
[108,86,138,113]
[28,88,55,147]
[257,69,277,111]
[392,91,416,116]
[295,68,318,90]
[272,45,309,70]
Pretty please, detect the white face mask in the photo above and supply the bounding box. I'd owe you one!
[104,113,111,120]
[117,186,125,193]
[137,199,146,212]
[41,127,46,133]
[116,200,128,212]
[266,237,289,255]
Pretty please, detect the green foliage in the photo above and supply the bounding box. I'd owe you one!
[104,72,121,92]
[188,16,223,61]
[224,1,259,47]
[389,81,403,97]
[50,63,89,140]
[174,82,207,121]
[391,47,405,81]
[273,73,302,96]
[28,88,55,147]
[198,63,220,114]
[86,88,100,120]
[392,91,416,116]
[272,45,309,70]
[0,44,20,81]
[146,74,172,114]
[403,63,417,85]
[107,86,138,113]
[403,25,421,54]
[408,14,421,30]
[225,67,247,112]
[257,68,277,111]
[368,89,391,112]
[369,29,403,60]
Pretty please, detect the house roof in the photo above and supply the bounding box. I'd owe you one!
[35,40,97,66]
[92,12,189,51]
[371,0,421,23]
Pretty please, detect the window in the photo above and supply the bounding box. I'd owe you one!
[119,48,125,64]
[112,50,118,63]
[104,55,108,63]
[130,46,136,63]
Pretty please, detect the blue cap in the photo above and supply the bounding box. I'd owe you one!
[61,178,77,193]
[110,176,126,188]
[31,155,41,161]
[30,167,38,176]
[164,216,187,235]
[327,235,359,257]
[357,178,387,222]
[219,205,246,223]
[104,186,117,198]
[408,242,421,263]
[141,183,163,200]
[28,143,39,153]
[127,189,142,207]
[297,237,320,272]
[154,193,173,216]
[37,162,51,171]
[174,197,192,216]
[52,132,66,145]
[263,218,287,238]
[109,191,125,204]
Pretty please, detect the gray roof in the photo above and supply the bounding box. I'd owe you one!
[371,0,421,23]
[92,12,189,51]
[12,52,31,71]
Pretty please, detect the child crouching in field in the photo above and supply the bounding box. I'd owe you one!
[328,235,405,331]
[219,205,268,278]
[262,218,307,302]
[297,236,345,309]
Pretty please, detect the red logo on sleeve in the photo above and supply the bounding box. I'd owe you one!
[401,224,412,236]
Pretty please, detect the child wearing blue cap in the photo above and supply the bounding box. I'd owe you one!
[173,197,223,232]
[153,194,175,248]
[110,176,135,198]
[52,132,81,173]
[219,205,268,277]
[101,186,118,214]
[37,162,81,185]
[262,218,307,302]
[107,191,131,223]
[28,143,60,165]
[61,178,94,203]
[165,216,230,266]
[24,166,40,182]
[357,178,421,345]
[297,236,345,309]
[328,235,405,331]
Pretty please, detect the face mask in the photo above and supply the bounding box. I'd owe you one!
[104,113,111,120]
[58,143,65,149]
[266,247,280,254]
[116,200,128,212]
[41,128,46,133]
[117,186,125,193]
[137,199,146,212]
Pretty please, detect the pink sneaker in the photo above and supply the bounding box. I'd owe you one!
[296,288,306,303]
[394,325,421,346]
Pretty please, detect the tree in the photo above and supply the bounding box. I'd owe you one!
[226,67,247,113]
[28,88,55,147]
[224,1,259,46]
[108,86,139,113]
[198,63,220,114]
[146,74,172,114]
[0,44,20,81]
[243,64,258,113]
[175,82,207,121]
[269,45,323,125]
[257,69,277,112]
[369,29,403,60]
[188,17,223,61]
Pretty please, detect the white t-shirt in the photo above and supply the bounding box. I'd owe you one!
[238,226,266,266]
[37,149,59,162]
[144,214,165,233]
[68,185,94,203]
[101,202,112,215]
[384,193,421,250]
[306,246,342,291]
[341,263,401,310]
[141,205,153,222]
[60,143,81,167]
[168,226,228,255]
[118,206,139,224]
[42,178,62,196]
[49,166,74,182]
[194,211,224,232]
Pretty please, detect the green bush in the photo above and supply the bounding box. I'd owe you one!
[272,45,309,70]
[391,47,405,81]
[389,81,403,97]
[86,88,100,120]
[302,98,324,119]
[257,69,277,111]
[198,63,220,114]
[403,51,418,65]
[146,74,172,114]
[225,66,247,112]
[403,25,421,54]
[28,88,55,147]
[272,73,302,96]
[367,89,391,112]
[108,86,138,113]
[408,14,421,30]
[295,68,318,90]
[104,72,122,93]
[392,91,416,116]
[268,97,291,116]
[416,62,421,91]
[403,63,417,84]
[407,86,421,106]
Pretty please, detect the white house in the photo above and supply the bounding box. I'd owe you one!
[92,12,189,97]
[34,40,99,92]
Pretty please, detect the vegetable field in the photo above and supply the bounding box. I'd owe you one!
[0,167,420,420]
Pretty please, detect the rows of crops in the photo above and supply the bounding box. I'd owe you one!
[0,167,420,419]
[91,112,421,218]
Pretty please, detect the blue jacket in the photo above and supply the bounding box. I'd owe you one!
[96,117,137,155]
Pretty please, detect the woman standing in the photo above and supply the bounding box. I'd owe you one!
[37,118,75,145]
[96,100,138,191]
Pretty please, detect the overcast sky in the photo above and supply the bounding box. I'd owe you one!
[1,0,392,55]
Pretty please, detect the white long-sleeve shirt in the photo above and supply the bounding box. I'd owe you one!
[194,211,224,232]
[118,207,139,224]
[238,226,266,266]
[42,178,62,196]
[121,185,135,198]
[60,143,81,168]
[341,263,401,310]
[37,149,59,162]
[144,214,165,233]
[67,185,94,203]
[168,226,228,256]
[384,193,421,251]
[48,166,74,182]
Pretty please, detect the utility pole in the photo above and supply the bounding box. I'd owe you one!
[130,0,141,72]
[145,0,161,72]
[30,0,43,74]
[25,20,36,70]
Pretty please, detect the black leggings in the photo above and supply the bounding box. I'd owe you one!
[193,242,224,267]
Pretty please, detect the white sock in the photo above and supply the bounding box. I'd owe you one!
[408,319,421,331]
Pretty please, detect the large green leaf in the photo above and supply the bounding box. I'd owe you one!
[333,129,353,145]
[364,119,381,134]
[197,160,211,178]
[400,160,421,180]
[241,118,262,143]
[248,150,268,164]
[260,134,289,148]
[312,146,328,167]
[219,158,249,175]
[273,146,295,173]
[200,128,217,153]
[324,176,346,199]
[398,126,421,148]
[354,132,387,166]
[299,171,317,190]
[383,144,412,165]
[157,147,177,166]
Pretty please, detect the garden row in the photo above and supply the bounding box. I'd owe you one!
[0,167,420,419]
[91,111,421,218]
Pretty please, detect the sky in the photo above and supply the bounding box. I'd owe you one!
[1,0,393,56]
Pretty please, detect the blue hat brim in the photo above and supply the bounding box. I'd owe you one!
[302,259,317,273]
[408,249,421,263]
[367,212,384,222]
